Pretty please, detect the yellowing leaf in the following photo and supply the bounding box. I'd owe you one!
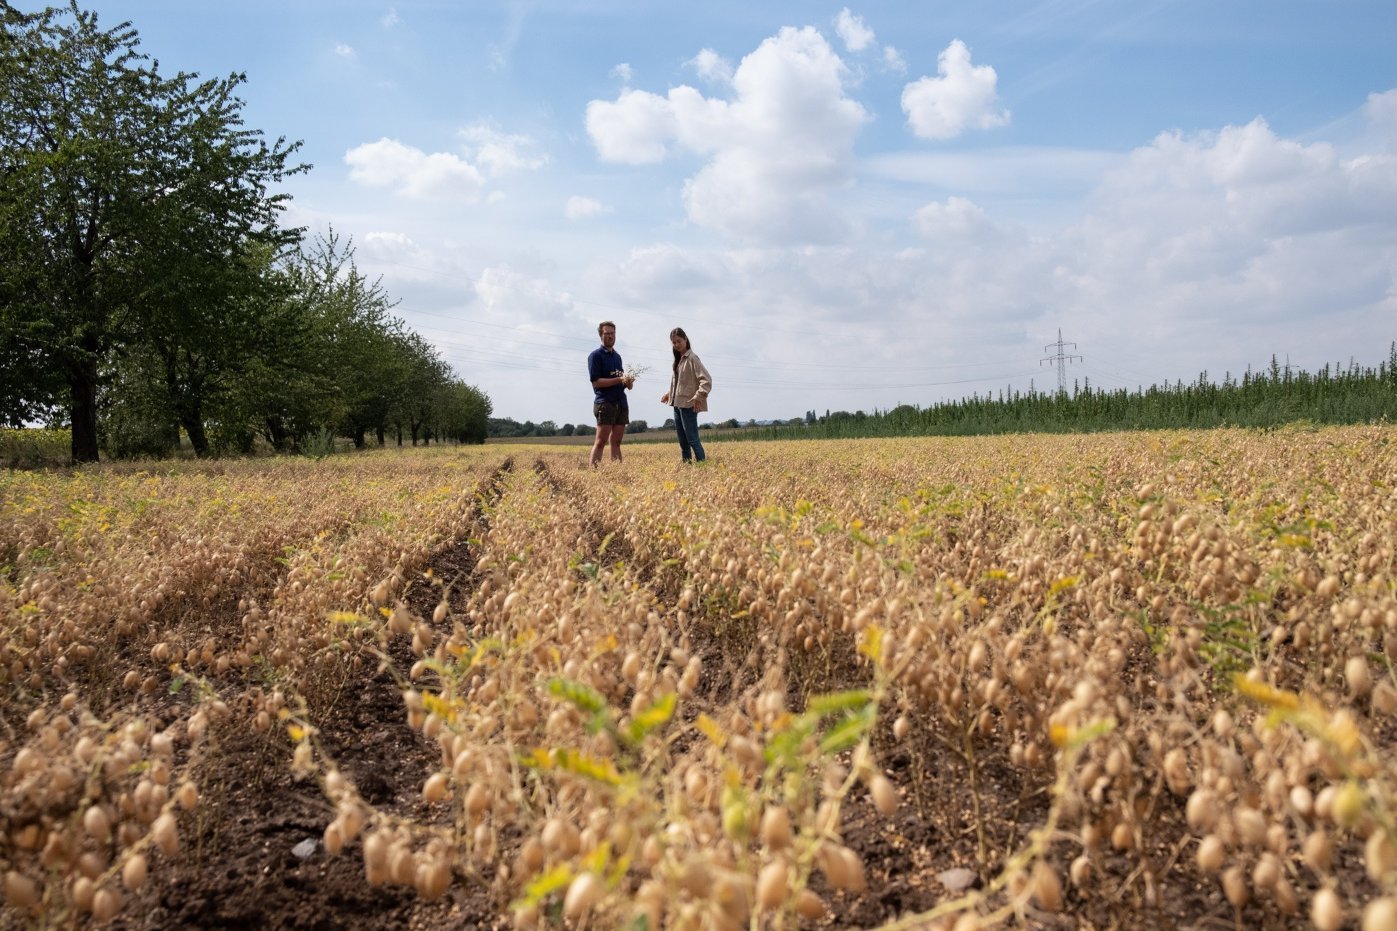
[547,678,607,714]
[523,747,553,769]
[858,625,883,663]
[696,713,727,748]
[422,692,459,723]
[1232,674,1300,711]
[625,693,676,744]
[518,864,573,905]
[583,841,612,875]
[549,749,624,786]
[808,690,871,717]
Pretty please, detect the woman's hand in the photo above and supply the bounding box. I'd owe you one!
[660,392,670,404]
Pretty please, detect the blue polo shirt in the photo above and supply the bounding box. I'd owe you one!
[588,346,627,404]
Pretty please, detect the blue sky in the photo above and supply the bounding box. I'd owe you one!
[34,0,1397,424]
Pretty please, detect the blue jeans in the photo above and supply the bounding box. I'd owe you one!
[673,406,705,461]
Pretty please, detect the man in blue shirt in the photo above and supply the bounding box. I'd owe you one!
[587,320,633,466]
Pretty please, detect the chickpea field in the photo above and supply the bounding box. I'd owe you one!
[3,427,1397,931]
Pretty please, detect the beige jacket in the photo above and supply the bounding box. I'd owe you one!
[668,351,713,412]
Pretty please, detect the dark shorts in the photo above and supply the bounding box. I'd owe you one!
[594,401,629,426]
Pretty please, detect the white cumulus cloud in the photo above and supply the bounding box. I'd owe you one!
[901,39,1010,140]
[565,196,610,220]
[344,138,485,201]
[586,88,680,164]
[334,43,355,58]
[586,26,868,245]
[913,196,998,240]
[360,231,422,263]
[690,48,734,85]
[1366,88,1397,149]
[458,122,546,176]
[834,9,875,53]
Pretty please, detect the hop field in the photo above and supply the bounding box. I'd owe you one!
[2,428,1396,930]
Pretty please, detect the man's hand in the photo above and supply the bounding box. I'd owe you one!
[623,376,635,389]
[660,392,670,404]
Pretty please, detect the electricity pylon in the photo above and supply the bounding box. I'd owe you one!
[1041,329,1082,395]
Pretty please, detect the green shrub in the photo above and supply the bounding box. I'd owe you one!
[0,428,71,467]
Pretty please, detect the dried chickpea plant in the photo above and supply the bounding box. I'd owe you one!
[3,427,1396,930]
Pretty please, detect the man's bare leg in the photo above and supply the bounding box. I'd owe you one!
[591,425,615,467]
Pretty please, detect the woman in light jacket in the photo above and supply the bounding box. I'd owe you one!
[660,327,712,463]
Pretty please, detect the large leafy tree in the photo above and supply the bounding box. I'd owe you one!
[281,231,410,449]
[435,379,492,444]
[119,242,305,456]
[221,255,345,455]
[395,331,453,446]
[0,2,305,461]
[0,304,65,427]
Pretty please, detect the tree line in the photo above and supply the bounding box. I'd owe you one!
[488,418,595,438]
[735,348,1397,441]
[1,2,489,461]
[486,418,669,437]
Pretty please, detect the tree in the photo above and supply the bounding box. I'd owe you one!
[295,233,409,449]
[0,3,306,461]
[0,306,64,427]
[98,352,182,458]
[124,242,295,456]
[228,254,344,454]
[394,331,451,446]
[433,379,491,444]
